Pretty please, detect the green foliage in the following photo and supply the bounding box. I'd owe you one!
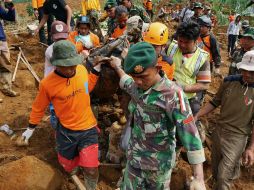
[211,0,250,25]
[26,4,33,17]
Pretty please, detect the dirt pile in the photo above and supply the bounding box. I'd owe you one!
[0,156,63,190]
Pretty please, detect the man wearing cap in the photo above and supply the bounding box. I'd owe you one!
[80,0,104,42]
[189,2,204,23]
[197,15,221,74]
[119,0,151,23]
[18,40,105,190]
[241,20,250,33]
[203,5,211,17]
[196,50,254,190]
[104,0,118,37]
[109,42,206,189]
[69,16,100,53]
[228,27,254,75]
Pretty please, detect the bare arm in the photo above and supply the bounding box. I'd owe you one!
[65,5,72,30]
[242,126,254,167]
[183,82,210,93]
[109,56,126,78]
[195,102,216,119]
[35,14,48,35]
[191,163,206,189]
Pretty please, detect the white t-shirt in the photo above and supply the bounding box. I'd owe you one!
[44,43,55,77]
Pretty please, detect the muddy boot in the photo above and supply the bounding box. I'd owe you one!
[84,175,98,190]
[0,71,19,97]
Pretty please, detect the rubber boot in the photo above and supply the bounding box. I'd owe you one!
[84,175,98,190]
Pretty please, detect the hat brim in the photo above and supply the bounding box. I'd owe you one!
[238,34,254,40]
[52,33,69,41]
[51,54,84,67]
[237,62,254,71]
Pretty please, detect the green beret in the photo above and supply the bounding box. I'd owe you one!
[124,42,157,74]
[104,0,117,10]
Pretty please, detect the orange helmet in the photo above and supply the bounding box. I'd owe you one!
[143,22,169,45]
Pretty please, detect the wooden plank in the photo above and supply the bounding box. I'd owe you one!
[19,49,40,83]
[71,175,86,190]
[12,51,22,82]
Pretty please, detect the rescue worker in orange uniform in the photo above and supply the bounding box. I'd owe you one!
[111,5,128,39]
[197,15,221,74]
[143,22,174,80]
[68,16,100,54]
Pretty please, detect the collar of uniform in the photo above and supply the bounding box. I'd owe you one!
[142,75,167,95]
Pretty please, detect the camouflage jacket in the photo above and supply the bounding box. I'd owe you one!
[120,74,205,171]
[128,4,151,23]
[107,17,117,36]
[228,46,254,75]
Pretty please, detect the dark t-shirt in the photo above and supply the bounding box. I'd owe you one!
[43,0,67,23]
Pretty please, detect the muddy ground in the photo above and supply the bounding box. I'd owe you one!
[0,1,254,190]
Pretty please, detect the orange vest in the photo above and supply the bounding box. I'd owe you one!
[68,31,100,53]
[157,56,175,80]
[111,26,126,39]
[198,35,212,62]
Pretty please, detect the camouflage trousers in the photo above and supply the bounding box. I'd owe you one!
[121,162,172,190]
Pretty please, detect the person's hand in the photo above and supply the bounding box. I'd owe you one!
[242,148,254,167]
[4,0,12,3]
[81,50,90,59]
[34,27,40,36]
[34,9,39,18]
[109,56,122,69]
[190,177,206,190]
[16,128,35,146]
[121,48,128,59]
[67,24,71,32]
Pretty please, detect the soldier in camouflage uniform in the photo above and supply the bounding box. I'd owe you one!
[109,42,206,190]
[228,27,254,75]
[104,0,118,37]
[119,0,151,23]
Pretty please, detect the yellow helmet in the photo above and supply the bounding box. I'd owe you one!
[143,22,169,45]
